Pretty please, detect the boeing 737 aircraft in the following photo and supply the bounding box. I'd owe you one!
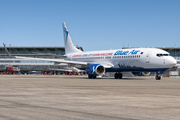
[4,23,177,80]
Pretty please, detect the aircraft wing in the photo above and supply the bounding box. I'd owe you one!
[3,43,11,56]
[14,56,114,68]
[14,56,88,66]
[49,68,73,72]
[32,52,67,58]
[49,67,85,73]
[3,43,114,68]
[99,63,114,68]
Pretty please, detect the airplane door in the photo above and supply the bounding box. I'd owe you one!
[146,52,151,63]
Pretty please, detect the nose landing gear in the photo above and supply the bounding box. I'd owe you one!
[155,74,161,80]
[114,72,123,79]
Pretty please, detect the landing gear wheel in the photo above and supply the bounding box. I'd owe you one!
[155,74,161,80]
[88,75,97,79]
[92,75,96,79]
[88,75,92,79]
[118,73,122,79]
[114,72,123,79]
[114,73,118,79]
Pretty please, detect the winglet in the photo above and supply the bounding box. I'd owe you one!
[3,43,11,56]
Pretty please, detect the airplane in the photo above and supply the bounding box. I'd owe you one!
[3,23,177,80]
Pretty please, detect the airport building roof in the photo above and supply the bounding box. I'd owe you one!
[0,46,83,58]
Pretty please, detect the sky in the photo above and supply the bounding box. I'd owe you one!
[0,0,180,51]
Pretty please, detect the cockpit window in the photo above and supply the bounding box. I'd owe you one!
[156,54,169,57]
[163,54,169,56]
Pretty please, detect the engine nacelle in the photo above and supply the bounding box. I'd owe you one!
[132,72,151,76]
[85,64,105,76]
[142,72,151,76]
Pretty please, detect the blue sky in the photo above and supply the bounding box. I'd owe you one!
[0,0,180,51]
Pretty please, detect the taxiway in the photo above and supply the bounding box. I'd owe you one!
[0,75,180,120]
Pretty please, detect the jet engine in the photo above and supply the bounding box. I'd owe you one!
[142,72,151,76]
[85,64,105,75]
[132,72,151,76]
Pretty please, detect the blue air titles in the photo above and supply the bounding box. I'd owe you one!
[114,50,140,55]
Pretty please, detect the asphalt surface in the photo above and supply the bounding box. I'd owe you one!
[0,75,180,120]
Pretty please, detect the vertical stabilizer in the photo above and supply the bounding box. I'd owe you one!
[63,22,82,55]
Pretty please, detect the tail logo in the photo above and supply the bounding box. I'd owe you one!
[93,66,96,73]
[64,28,69,43]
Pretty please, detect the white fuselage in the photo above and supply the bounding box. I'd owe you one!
[66,48,176,71]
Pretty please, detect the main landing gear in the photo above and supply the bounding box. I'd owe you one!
[88,75,97,79]
[155,74,161,80]
[114,72,123,79]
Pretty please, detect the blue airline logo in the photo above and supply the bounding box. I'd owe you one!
[114,50,140,55]
[64,28,68,42]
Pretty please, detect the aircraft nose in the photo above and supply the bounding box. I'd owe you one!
[167,57,177,67]
[171,57,177,65]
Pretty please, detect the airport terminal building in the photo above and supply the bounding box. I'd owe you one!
[0,46,83,74]
[0,46,179,75]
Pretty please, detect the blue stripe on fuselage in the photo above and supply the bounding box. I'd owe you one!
[105,68,169,72]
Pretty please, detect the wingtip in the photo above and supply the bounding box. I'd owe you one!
[3,43,11,57]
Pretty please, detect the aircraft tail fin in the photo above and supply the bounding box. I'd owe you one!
[62,22,82,55]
